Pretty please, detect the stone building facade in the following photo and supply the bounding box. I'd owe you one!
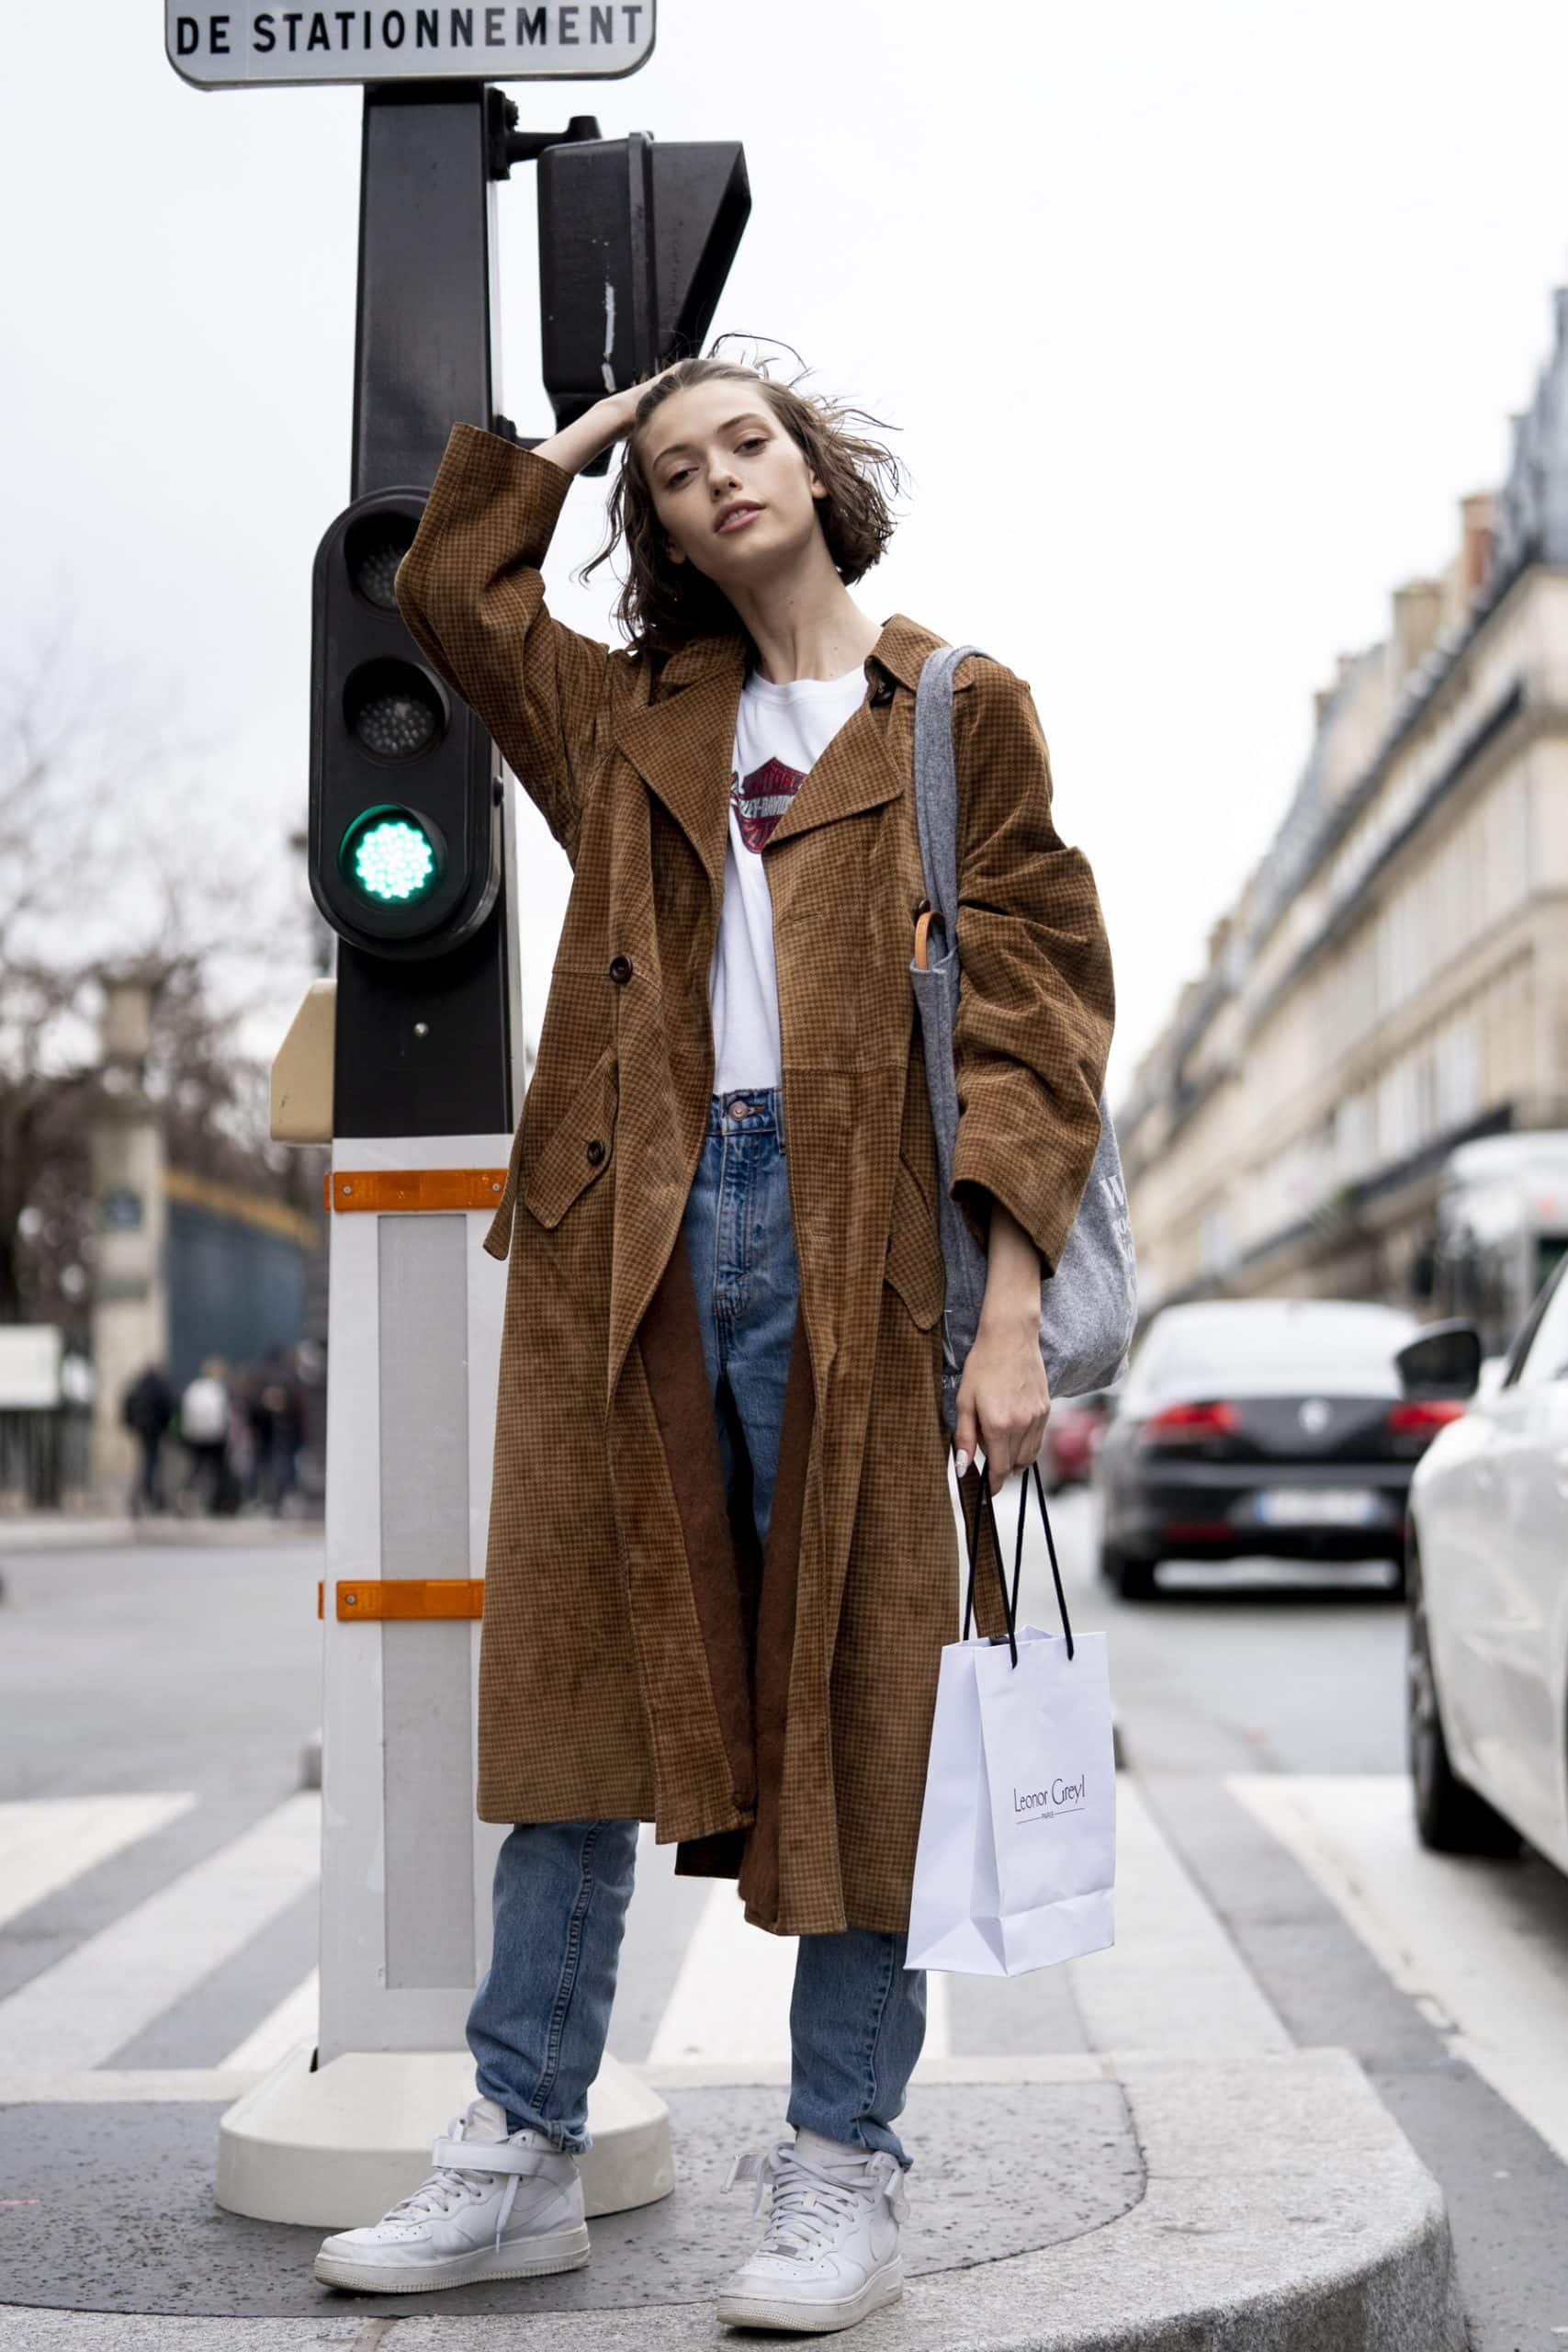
[1117,288,1568,1322]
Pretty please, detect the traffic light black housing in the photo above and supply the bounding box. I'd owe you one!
[538,132,750,468]
[308,490,501,958]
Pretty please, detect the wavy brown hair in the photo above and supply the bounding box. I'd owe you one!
[577,343,908,656]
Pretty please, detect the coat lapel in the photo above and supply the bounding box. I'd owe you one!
[611,613,931,888]
[613,645,749,905]
[764,691,905,846]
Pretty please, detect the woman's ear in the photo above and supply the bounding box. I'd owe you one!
[666,538,686,566]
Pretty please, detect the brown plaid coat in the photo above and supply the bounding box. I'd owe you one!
[394,424,1115,1937]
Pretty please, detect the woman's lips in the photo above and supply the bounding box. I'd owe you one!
[716,504,762,534]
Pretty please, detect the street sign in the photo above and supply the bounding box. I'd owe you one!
[166,3,656,88]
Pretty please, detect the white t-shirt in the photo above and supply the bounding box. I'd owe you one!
[708,664,868,1095]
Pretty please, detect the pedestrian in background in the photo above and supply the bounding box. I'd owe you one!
[314,355,1115,2325]
[248,1360,303,1516]
[120,1363,175,1516]
[176,1356,231,1517]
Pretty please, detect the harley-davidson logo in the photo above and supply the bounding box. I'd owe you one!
[732,757,806,852]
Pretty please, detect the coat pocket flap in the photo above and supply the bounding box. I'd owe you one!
[520,1046,619,1230]
[884,1153,947,1329]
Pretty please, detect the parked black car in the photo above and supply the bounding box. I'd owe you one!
[1092,1298,1469,1600]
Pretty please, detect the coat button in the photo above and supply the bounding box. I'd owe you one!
[608,954,633,984]
[586,1138,606,1167]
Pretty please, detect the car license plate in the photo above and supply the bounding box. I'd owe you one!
[1252,1487,1381,1526]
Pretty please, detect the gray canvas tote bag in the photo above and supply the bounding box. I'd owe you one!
[908,643,1138,1430]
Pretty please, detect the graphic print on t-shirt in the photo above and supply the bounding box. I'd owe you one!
[730,755,807,853]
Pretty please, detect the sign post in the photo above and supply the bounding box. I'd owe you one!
[162,10,735,2230]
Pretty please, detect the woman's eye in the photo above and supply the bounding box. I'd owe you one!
[666,437,762,486]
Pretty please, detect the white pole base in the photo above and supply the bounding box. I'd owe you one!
[216,2041,674,2227]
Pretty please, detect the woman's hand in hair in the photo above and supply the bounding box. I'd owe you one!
[597,369,682,444]
[534,373,678,476]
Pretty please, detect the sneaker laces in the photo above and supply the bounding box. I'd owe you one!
[381,2112,524,2252]
[724,2139,908,2256]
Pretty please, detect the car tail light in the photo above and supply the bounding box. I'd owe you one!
[1386,1399,1468,1436]
[1136,1399,1241,1444]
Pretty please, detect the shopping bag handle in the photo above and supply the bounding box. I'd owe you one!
[959,1463,1019,1667]
[961,1458,1076,1667]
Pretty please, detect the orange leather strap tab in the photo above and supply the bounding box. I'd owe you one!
[324,1169,509,1214]
[332,1579,485,1622]
[913,905,937,972]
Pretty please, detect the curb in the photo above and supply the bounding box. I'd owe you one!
[0,2049,1465,2348]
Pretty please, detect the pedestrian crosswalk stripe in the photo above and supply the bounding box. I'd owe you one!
[0,1792,321,2071]
[5,1788,1275,2084]
[647,1878,799,2064]
[1071,1781,1290,2055]
[0,1794,196,1934]
[924,1966,952,2059]
[218,1966,319,2074]
[643,1874,954,2067]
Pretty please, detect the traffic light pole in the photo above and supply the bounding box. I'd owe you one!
[222,81,672,2229]
[334,82,520,1140]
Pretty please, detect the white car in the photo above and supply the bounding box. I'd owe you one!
[1399,1252,1568,1873]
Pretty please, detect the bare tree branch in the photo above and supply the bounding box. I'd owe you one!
[0,629,323,1322]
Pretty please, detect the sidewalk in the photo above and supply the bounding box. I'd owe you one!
[0,1510,321,1553]
[3,2048,1461,2349]
[0,1777,1468,2347]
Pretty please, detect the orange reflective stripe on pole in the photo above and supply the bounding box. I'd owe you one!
[317,1580,484,1622]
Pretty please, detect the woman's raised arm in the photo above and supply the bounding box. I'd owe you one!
[393,392,637,866]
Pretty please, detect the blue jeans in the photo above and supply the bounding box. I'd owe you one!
[468,1089,927,2169]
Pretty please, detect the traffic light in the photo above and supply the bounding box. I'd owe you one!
[538,131,750,471]
[307,489,500,957]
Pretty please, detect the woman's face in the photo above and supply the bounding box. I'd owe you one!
[638,379,826,588]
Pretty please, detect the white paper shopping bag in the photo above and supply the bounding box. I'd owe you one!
[906,1462,1116,1976]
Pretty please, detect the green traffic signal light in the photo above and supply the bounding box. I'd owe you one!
[339,806,446,906]
[310,491,500,958]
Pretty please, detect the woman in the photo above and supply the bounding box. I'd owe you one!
[312,356,1115,2330]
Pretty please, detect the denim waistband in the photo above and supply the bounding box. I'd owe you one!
[705,1086,784,1136]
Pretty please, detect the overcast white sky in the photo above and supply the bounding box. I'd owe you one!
[6,1,1568,1111]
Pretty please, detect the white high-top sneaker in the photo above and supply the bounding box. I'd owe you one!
[716,2126,908,2334]
[312,2096,591,2294]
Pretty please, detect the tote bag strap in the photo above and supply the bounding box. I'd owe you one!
[911,642,991,954]
[960,1462,1077,1666]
